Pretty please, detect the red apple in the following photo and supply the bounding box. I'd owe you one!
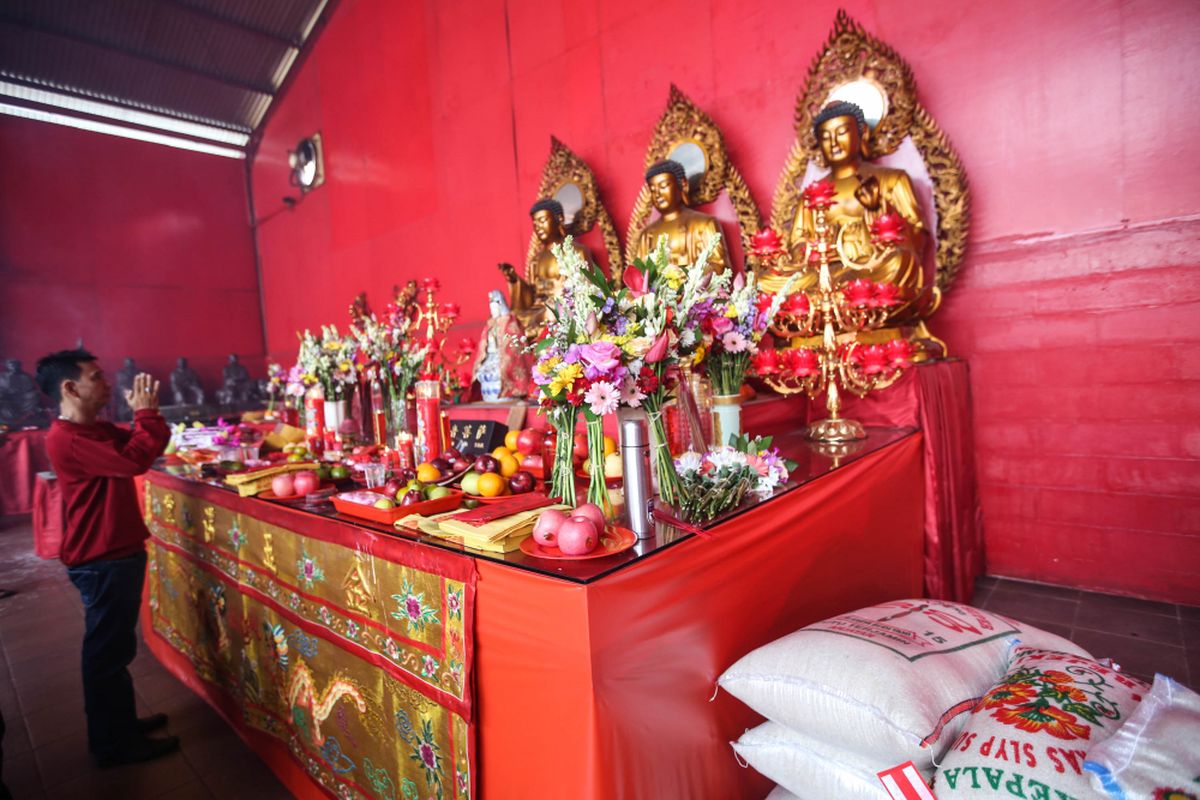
[573,432,588,461]
[508,470,535,494]
[271,473,295,497]
[521,453,544,471]
[293,471,320,497]
[473,454,499,475]
[383,478,406,497]
[558,516,598,555]
[572,502,606,533]
[516,428,546,456]
[401,488,425,506]
[430,457,451,474]
[532,508,567,547]
[450,456,472,473]
[443,446,462,461]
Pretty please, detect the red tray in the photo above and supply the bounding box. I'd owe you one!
[519,525,636,560]
[331,488,463,524]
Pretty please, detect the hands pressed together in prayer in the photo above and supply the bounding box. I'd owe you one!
[125,373,160,411]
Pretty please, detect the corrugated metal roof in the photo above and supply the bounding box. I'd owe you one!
[0,0,331,152]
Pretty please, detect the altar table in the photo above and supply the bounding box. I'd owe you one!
[0,429,50,516]
[141,428,923,799]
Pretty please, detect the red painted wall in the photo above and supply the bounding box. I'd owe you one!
[0,116,263,394]
[251,0,1200,603]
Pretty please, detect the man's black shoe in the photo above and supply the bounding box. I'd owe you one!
[94,735,180,769]
[136,713,168,734]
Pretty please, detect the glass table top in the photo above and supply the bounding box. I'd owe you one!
[155,427,917,584]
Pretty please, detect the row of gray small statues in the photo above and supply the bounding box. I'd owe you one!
[0,354,265,429]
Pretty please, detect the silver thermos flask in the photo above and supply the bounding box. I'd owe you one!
[620,414,653,538]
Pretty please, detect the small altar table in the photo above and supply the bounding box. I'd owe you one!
[0,429,50,516]
[141,428,923,799]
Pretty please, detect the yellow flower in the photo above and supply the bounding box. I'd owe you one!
[725,304,739,319]
[323,341,341,352]
[663,265,685,291]
[536,356,562,377]
[548,363,582,396]
[692,344,707,366]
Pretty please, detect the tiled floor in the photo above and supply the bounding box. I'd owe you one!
[973,574,1200,690]
[0,516,289,799]
[1,514,1196,799]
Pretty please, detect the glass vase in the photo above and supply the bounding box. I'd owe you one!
[584,415,612,515]
[546,405,578,506]
[643,392,681,508]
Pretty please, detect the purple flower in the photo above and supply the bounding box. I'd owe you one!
[406,596,422,620]
[447,593,461,615]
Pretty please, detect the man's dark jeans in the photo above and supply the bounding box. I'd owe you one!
[67,552,146,757]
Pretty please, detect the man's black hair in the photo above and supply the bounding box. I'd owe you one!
[529,198,565,220]
[36,348,97,401]
[813,101,867,138]
[644,159,688,189]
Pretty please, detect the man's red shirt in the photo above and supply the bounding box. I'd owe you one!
[45,409,170,566]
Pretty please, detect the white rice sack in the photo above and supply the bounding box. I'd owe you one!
[719,599,1090,768]
[734,720,926,800]
[1084,674,1200,800]
[765,785,800,800]
[936,647,1149,800]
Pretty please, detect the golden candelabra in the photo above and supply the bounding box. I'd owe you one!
[761,196,912,442]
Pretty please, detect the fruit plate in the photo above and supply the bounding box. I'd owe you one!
[575,468,622,487]
[258,484,338,504]
[332,488,463,524]
[519,525,636,560]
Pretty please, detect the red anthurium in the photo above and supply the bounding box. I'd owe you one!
[623,265,647,297]
[644,332,670,364]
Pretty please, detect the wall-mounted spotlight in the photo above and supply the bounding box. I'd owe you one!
[288,133,325,192]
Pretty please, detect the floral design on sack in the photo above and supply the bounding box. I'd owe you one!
[976,655,1135,741]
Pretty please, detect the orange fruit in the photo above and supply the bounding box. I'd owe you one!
[492,446,511,460]
[498,454,519,477]
[603,436,617,457]
[416,463,441,483]
[504,430,520,451]
[478,472,504,497]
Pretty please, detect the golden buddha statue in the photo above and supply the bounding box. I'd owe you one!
[633,160,729,275]
[499,198,597,332]
[763,101,928,320]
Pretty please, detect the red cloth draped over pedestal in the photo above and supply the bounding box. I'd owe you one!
[0,430,50,515]
[473,434,924,799]
[741,359,982,603]
[837,359,984,603]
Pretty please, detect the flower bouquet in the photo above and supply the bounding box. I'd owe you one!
[705,270,799,398]
[296,325,359,402]
[349,312,428,432]
[531,239,627,508]
[620,235,730,506]
[673,434,794,525]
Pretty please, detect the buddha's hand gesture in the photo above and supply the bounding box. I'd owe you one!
[497,262,518,282]
[126,373,160,412]
[854,176,882,211]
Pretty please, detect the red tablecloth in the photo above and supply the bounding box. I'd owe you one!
[474,433,924,798]
[0,429,50,515]
[31,472,63,559]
